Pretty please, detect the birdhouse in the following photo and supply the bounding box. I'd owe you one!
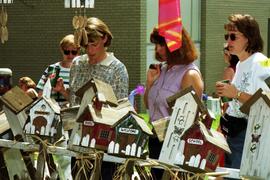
[159,87,207,165]
[75,78,118,120]
[107,111,153,158]
[239,88,270,179]
[23,96,63,143]
[69,97,153,158]
[60,105,80,131]
[69,103,122,151]
[176,120,230,172]
[0,86,33,138]
[75,78,118,107]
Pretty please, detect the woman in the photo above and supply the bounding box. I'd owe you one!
[144,27,203,179]
[65,17,129,107]
[145,27,203,122]
[216,14,270,169]
[36,34,79,180]
[36,34,80,106]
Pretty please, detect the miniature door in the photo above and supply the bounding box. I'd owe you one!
[159,91,199,165]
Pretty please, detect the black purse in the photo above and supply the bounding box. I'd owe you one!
[220,114,247,137]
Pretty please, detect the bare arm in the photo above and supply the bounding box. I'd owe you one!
[181,69,204,98]
[223,67,235,81]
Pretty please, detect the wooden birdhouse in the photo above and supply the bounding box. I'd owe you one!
[239,88,270,179]
[108,111,153,158]
[70,103,122,151]
[176,120,231,172]
[23,96,63,143]
[75,78,119,121]
[0,86,33,139]
[159,87,207,165]
[69,98,152,158]
[60,105,80,131]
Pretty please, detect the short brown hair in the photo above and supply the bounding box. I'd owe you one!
[150,27,198,65]
[84,17,113,47]
[224,14,263,53]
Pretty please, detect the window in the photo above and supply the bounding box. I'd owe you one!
[99,130,110,139]
[207,151,217,164]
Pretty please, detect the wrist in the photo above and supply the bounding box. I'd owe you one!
[236,90,242,99]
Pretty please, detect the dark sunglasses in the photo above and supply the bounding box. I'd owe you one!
[63,50,78,55]
[224,33,236,41]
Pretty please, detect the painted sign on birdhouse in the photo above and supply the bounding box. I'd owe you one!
[240,88,270,179]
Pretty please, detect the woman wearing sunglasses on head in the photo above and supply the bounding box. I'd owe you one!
[216,14,270,169]
[36,34,80,106]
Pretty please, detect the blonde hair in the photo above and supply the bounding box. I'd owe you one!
[19,77,36,89]
[59,34,79,50]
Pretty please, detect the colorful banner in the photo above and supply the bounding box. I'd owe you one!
[158,0,182,52]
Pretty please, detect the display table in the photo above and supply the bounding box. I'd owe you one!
[0,138,241,179]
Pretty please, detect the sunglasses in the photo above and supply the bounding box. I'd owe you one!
[224,33,236,41]
[63,50,78,55]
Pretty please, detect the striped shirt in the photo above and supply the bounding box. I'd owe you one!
[37,62,70,102]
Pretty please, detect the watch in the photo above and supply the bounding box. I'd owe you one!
[236,91,242,99]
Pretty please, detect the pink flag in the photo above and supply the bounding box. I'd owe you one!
[158,0,182,52]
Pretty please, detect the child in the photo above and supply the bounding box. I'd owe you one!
[18,76,38,100]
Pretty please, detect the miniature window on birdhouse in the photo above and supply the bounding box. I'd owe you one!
[35,104,49,115]
[99,130,110,139]
[206,151,218,164]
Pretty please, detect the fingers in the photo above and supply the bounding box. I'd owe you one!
[215,81,227,97]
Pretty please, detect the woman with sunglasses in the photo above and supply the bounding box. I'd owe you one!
[36,34,80,106]
[216,14,270,169]
[36,34,79,180]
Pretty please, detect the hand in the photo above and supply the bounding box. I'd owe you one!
[53,78,65,93]
[146,64,161,88]
[216,81,238,98]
